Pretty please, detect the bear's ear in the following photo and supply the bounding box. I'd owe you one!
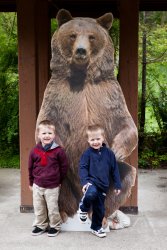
[56,9,73,27]
[96,13,113,30]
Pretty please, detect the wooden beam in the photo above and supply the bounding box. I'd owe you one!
[119,0,139,212]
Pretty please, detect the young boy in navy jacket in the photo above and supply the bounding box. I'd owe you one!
[79,124,121,238]
[28,120,69,237]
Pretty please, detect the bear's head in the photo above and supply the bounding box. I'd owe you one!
[51,9,114,74]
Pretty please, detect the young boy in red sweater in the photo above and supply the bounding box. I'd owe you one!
[28,120,69,237]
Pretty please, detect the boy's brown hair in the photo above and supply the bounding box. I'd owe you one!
[37,120,56,132]
[86,124,105,137]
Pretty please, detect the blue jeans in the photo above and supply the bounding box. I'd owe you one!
[80,184,106,231]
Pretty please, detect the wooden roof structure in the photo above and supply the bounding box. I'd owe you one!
[0,0,167,13]
[0,0,166,213]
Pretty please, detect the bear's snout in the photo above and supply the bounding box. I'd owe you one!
[73,46,89,66]
[72,35,90,66]
[76,48,87,56]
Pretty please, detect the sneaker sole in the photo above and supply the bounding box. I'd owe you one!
[47,231,60,237]
[78,216,88,223]
[91,230,106,238]
[77,211,88,224]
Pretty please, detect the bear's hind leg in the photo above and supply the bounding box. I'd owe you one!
[58,170,82,221]
[105,161,136,217]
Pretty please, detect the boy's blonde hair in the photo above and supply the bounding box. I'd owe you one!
[86,124,105,137]
[37,120,56,133]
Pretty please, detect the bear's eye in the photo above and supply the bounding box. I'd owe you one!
[89,35,95,41]
[70,34,77,41]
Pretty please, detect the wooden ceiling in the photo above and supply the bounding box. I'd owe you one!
[0,0,166,17]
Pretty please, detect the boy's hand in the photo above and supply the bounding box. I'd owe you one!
[29,185,33,191]
[114,189,121,196]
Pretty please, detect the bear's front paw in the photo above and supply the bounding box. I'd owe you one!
[111,128,138,160]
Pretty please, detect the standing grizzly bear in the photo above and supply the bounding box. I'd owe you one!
[36,9,138,221]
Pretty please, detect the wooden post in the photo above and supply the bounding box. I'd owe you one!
[36,0,50,109]
[119,0,139,213]
[17,0,50,212]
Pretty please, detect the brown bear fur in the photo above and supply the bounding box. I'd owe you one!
[36,9,138,221]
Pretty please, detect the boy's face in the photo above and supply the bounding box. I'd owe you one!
[87,129,104,150]
[38,125,55,147]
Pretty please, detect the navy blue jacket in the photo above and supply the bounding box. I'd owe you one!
[79,144,122,192]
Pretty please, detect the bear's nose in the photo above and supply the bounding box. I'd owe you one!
[76,48,86,56]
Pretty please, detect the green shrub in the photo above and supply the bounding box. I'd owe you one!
[0,153,20,168]
[138,130,167,169]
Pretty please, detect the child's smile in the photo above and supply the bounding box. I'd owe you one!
[87,130,104,150]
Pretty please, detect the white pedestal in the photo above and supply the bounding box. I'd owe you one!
[61,214,110,232]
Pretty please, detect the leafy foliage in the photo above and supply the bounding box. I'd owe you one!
[51,18,58,36]
[138,11,167,168]
[138,11,167,133]
[109,18,120,71]
[0,154,19,168]
[0,13,19,167]
[138,131,167,169]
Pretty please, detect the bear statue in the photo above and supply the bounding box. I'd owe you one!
[36,9,138,221]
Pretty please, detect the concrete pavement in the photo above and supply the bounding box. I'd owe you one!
[0,168,167,250]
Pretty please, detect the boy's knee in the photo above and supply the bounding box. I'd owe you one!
[86,187,98,200]
[86,191,96,200]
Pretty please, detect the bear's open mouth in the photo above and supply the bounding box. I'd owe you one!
[73,54,89,66]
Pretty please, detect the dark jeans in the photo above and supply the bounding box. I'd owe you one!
[80,184,106,231]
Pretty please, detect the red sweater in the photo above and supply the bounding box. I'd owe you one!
[28,142,69,188]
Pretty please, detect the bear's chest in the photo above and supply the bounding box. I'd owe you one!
[45,80,116,135]
[58,82,113,119]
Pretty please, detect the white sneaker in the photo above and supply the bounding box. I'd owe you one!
[91,228,106,238]
[77,208,88,223]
